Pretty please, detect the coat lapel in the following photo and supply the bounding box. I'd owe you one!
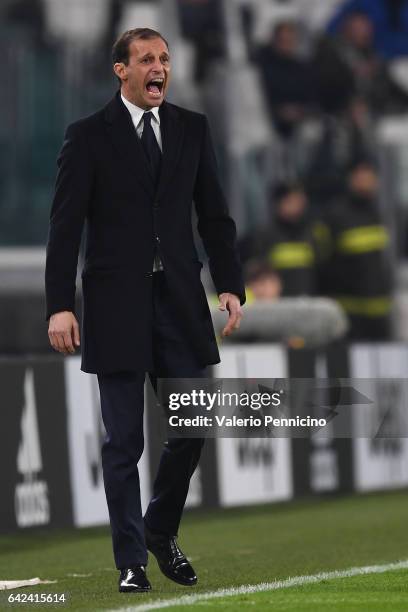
[104,92,155,198]
[103,93,185,201]
[156,101,184,201]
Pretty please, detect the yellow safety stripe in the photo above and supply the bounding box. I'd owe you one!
[337,225,389,254]
[269,242,314,269]
[336,296,392,317]
[245,287,255,305]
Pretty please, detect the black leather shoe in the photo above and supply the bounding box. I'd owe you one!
[144,522,197,586]
[118,566,151,592]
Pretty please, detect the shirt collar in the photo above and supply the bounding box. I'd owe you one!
[121,93,161,127]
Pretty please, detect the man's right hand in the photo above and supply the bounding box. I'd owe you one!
[48,311,80,355]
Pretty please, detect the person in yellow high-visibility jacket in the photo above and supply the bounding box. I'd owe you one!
[239,183,320,297]
[317,159,393,340]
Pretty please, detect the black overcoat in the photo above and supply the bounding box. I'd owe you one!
[45,92,245,374]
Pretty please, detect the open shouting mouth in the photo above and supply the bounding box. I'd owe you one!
[146,77,165,99]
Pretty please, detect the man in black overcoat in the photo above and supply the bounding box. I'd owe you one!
[45,28,245,593]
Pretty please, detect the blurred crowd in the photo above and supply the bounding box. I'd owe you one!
[2,0,408,340]
[237,0,408,341]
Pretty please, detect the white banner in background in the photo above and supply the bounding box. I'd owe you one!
[216,436,293,507]
[214,345,293,506]
[65,358,151,527]
[350,344,408,492]
[15,368,50,527]
[214,344,288,379]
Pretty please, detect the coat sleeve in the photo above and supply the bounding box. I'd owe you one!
[193,115,246,305]
[45,122,94,321]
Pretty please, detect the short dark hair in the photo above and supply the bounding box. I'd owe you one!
[273,20,298,39]
[347,156,378,175]
[244,259,279,284]
[271,181,304,203]
[112,27,169,77]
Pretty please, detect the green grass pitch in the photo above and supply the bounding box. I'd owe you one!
[0,491,407,611]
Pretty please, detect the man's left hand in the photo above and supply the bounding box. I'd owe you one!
[218,293,243,337]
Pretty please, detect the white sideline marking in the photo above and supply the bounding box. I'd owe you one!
[0,578,56,590]
[109,559,408,611]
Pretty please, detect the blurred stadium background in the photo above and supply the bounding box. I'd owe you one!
[1,0,408,610]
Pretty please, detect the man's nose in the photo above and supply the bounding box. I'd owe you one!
[151,59,163,72]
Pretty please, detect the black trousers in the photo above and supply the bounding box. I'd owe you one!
[97,271,206,569]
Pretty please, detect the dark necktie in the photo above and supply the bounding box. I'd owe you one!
[141,111,161,185]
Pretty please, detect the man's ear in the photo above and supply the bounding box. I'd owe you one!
[113,62,127,82]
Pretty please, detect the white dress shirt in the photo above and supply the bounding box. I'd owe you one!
[121,93,163,271]
[121,94,162,151]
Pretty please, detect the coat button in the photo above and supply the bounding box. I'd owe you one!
[145,272,153,278]
[155,236,160,243]
[153,202,159,209]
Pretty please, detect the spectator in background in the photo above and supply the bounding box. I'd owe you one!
[265,184,319,296]
[305,96,377,207]
[255,21,315,138]
[328,0,408,59]
[319,159,393,340]
[312,32,355,115]
[314,11,408,116]
[244,259,282,303]
[240,183,319,296]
